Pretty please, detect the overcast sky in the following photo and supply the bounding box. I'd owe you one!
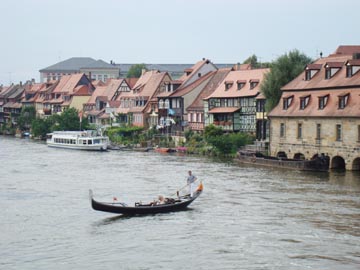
[0,0,359,85]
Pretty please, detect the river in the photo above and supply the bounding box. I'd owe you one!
[1,136,359,270]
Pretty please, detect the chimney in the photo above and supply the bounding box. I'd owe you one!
[89,72,92,80]
[31,78,35,84]
[20,81,22,86]
[320,52,323,58]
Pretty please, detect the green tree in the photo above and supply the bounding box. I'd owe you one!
[243,54,271,68]
[261,50,312,112]
[204,124,223,141]
[18,106,36,131]
[126,64,147,78]
[56,108,82,131]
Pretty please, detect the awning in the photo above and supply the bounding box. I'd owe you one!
[208,107,240,114]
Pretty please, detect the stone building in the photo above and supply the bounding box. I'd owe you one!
[268,46,360,171]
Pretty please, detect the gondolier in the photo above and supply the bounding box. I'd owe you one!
[187,170,197,197]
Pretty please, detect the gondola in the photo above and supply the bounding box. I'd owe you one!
[89,183,203,215]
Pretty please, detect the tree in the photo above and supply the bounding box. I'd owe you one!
[261,50,312,112]
[126,64,147,78]
[243,54,271,68]
[18,106,36,131]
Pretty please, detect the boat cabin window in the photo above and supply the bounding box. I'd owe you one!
[88,140,92,145]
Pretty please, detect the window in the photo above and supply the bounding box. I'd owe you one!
[316,123,321,139]
[164,99,170,109]
[346,65,352,78]
[336,124,342,141]
[297,123,302,139]
[280,123,285,137]
[283,96,293,110]
[300,96,310,110]
[358,125,360,142]
[225,81,233,90]
[318,95,329,110]
[325,68,331,79]
[249,80,259,89]
[237,80,246,90]
[338,94,349,109]
[159,99,164,109]
[256,100,265,112]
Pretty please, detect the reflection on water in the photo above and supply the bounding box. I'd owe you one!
[1,136,360,270]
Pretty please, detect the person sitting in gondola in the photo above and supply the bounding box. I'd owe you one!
[158,195,165,205]
[150,195,165,206]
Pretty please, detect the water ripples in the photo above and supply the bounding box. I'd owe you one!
[1,136,360,269]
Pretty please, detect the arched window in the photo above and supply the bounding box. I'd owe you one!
[164,99,170,109]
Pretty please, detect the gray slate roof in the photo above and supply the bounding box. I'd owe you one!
[81,60,119,70]
[40,57,235,74]
[39,57,97,72]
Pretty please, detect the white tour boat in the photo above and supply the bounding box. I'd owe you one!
[46,130,109,151]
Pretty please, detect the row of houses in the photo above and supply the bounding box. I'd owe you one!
[1,46,359,170]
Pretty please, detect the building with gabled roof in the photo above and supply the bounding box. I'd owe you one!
[84,78,134,126]
[157,71,216,134]
[186,68,232,132]
[268,46,360,171]
[47,73,94,114]
[204,66,270,133]
[117,70,171,128]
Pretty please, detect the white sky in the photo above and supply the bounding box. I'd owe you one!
[0,0,359,85]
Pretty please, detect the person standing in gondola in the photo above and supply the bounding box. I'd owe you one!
[187,170,197,197]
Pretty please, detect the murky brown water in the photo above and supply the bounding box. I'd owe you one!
[1,136,359,269]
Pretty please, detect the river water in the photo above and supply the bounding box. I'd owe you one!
[1,136,359,270]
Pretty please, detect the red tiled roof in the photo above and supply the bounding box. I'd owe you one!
[268,89,360,118]
[187,68,231,111]
[282,54,360,90]
[169,71,214,97]
[306,64,322,70]
[347,59,360,66]
[334,45,360,55]
[52,73,85,94]
[206,68,270,99]
[208,107,240,113]
[325,62,344,68]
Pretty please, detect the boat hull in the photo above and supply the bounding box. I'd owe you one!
[236,151,329,172]
[90,189,202,215]
[47,142,107,151]
[46,130,109,151]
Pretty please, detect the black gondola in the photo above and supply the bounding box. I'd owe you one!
[89,183,203,215]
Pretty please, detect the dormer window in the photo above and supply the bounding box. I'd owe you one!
[237,80,246,90]
[305,64,322,80]
[324,62,343,79]
[318,94,329,110]
[225,81,233,91]
[300,95,310,110]
[338,93,349,109]
[345,60,360,78]
[184,68,193,76]
[283,95,294,110]
[249,79,259,89]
